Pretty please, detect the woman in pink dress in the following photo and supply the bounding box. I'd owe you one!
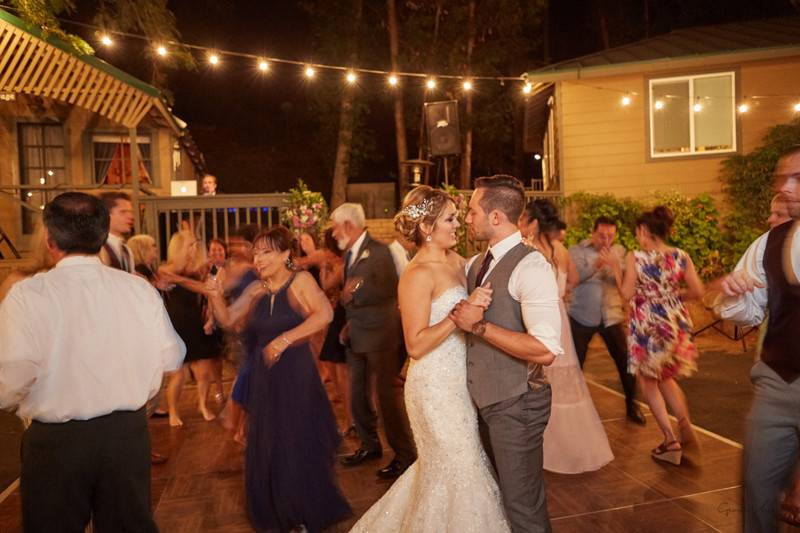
[609,206,704,465]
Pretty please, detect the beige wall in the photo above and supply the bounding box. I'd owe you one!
[558,56,800,200]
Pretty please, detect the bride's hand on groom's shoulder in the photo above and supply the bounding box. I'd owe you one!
[450,300,484,331]
[467,282,493,309]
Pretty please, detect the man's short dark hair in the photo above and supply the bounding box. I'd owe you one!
[231,224,260,243]
[98,191,131,212]
[43,192,109,254]
[593,216,618,231]
[474,174,525,223]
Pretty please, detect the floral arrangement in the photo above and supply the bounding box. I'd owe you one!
[281,179,328,237]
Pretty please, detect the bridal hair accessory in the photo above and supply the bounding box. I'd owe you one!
[401,197,435,221]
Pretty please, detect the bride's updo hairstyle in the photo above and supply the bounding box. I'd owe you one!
[394,185,453,246]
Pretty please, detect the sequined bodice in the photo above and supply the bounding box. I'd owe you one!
[351,283,510,532]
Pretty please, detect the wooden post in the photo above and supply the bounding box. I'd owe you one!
[128,127,141,234]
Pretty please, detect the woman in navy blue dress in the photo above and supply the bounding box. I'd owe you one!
[207,226,351,532]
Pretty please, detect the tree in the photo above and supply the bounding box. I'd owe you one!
[387,0,410,193]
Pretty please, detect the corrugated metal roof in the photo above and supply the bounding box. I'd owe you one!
[526,16,800,79]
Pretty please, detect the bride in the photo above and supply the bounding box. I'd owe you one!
[350,186,511,532]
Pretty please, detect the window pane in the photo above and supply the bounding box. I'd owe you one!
[44,147,65,168]
[652,81,690,154]
[23,147,43,170]
[694,75,734,152]
[20,125,42,146]
[43,125,64,146]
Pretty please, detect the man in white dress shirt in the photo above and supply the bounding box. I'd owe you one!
[451,175,563,532]
[99,191,135,272]
[0,192,186,533]
[715,146,800,533]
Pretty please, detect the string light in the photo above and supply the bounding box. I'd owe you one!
[388,74,399,86]
[156,45,167,57]
[39,177,45,184]
[654,100,664,110]
[426,78,437,90]
[304,66,315,78]
[794,102,800,112]
[621,95,632,106]
[208,53,219,65]
[462,80,473,91]
[738,103,749,113]
[258,59,269,72]
[693,99,703,112]
[346,71,357,84]
[522,83,532,94]
[100,34,113,47]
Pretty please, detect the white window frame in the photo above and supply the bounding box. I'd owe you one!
[648,71,737,159]
[90,131,155,185]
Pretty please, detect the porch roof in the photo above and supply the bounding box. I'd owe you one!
[0,8,178,131]
[525,16,800,83]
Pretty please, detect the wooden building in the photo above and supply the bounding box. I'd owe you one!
[0,8,204,254]
[523,17,800,199]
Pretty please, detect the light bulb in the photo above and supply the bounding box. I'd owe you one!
[346,71,357,83]
[156,45,167,57]
[426,78,436,90]
[208,53,219,65]
[654,100,664,110]
[39,177,45,184]
[794,102,800,112]
[522,83,532,94]
[305,66,315,78]
[462,80,473,91]
[693,102,703,112]
[388,75,399,86]
[27,192,33,197]
[258,60,269,72]
[100,34,113,47]
[534,154,542,161]
[738,103,749,113]
[621,95,632,106]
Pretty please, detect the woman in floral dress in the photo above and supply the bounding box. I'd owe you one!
[609,206,704,465]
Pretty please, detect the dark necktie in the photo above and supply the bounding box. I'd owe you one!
[475,250,494,287]
[120,245,131,273]
[344,250,352,279]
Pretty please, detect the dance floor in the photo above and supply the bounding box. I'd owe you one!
[0,376,792,532]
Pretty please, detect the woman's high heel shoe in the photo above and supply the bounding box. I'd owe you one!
[651,441,682,465]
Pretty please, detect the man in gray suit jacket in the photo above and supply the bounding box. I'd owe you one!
[331,203,416,479]
[451,176,563,533]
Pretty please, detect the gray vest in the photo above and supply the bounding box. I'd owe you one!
[467,242,544,408]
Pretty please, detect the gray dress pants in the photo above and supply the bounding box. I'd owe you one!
[479,385,552,533]
[744,360,800,533]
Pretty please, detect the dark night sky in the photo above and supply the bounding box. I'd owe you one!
[79,0,799,197]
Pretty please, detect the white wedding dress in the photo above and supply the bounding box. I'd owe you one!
[350,285,510,533]
[543,270,614,473]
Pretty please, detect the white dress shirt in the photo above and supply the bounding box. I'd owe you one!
[715,224,800,326]
[388,239,411,277]
[106,233,135,273]
[347,230,368,270]
[466,231,564,357]
[0,255,186,422]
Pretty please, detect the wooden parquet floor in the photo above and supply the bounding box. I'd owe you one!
[0,375,781,533]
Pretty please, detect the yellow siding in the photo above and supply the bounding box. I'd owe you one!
[559,56,800,201]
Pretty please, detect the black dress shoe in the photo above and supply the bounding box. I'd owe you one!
[340,448,382,467]
[377,459,408,479]
[626,403,647,425]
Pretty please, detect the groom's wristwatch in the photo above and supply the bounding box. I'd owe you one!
[471,319,488,337]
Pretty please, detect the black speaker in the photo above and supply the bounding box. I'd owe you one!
[424,100,461,156]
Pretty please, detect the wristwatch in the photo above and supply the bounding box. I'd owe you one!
[471,319,488,337]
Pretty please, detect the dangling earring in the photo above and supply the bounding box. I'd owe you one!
[285,256,295,270]
[426,234,432,242]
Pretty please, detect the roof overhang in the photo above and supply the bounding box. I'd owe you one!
[525,45,800,83]
[0,8,179,133]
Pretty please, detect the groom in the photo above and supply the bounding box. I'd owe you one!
[451,175,563,533]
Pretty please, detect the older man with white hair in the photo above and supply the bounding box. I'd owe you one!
[331,203,417,479]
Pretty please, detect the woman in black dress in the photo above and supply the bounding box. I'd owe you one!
[160,230,222,427]
[207,226,350,532]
